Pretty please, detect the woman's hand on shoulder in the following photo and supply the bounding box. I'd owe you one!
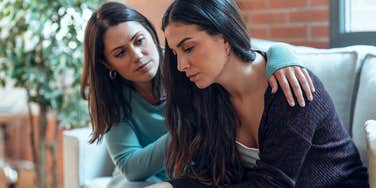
[268,66,315,107]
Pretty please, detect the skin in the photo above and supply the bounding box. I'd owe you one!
[165,22,267,148]
[103,21,160,104]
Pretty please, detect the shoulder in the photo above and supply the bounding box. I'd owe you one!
[263,70,334,135]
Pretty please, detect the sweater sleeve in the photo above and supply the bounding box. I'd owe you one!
[104,122,169,181]
[265,43,302,79]
[222,72,332,188]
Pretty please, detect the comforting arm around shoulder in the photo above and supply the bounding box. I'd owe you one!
[265,43,302,78]
[104,122,169,181]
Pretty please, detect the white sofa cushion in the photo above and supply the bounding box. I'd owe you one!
[296,49,358,132]
[353,55,376,165]
[64,128,114,188]
[251,39,360,132]
[83,177,112,188]
[365,120,376,188]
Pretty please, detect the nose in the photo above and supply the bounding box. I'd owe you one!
[177,55,189,72]
[130,46,143,62]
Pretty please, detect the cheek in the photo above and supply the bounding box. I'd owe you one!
[149,44,160,61]
[110,58,132,74]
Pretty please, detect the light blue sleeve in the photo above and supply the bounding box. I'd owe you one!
[265,43,302,78]
[104,122,169,181]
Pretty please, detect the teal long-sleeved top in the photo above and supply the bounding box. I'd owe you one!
[104,43,301,182]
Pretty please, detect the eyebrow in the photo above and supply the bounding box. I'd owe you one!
[110,31,142,53]
[176,37,192,48]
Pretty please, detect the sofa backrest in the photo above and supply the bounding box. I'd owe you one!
[251,39,376,165]
[296,49,359,132]
[63,128,114,188]
[252,39,362,132]
[352,54,376,165]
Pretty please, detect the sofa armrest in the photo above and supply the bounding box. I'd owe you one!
[365,120,376,188]
[63,127,114,188]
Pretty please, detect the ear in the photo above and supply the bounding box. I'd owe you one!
[223,38,231,56]
[101,60,113,70]
[216,34,231,56]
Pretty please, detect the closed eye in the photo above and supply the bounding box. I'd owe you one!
[135,37,145,46]
[115,49,126,57]
[183,46,193,53]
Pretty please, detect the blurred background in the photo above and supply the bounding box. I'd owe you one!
[0,0,374,188]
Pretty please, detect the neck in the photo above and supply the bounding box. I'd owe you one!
[133,81,158,104]
[216,53,268,101]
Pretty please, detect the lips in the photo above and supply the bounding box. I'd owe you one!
[187,72,199,81]
[135,60,151,72]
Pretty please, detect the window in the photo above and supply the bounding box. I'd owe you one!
[330,0,376,47]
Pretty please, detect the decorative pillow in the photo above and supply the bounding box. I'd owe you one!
[365,120,376,188]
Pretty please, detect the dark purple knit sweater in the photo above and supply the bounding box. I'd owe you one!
[170,71,368,188]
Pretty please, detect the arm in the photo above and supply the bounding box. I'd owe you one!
[266,43,315,107]
[104,122,169,181]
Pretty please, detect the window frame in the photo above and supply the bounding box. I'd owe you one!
[330,0,376,47]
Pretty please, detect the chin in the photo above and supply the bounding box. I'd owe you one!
[195,81,210,89]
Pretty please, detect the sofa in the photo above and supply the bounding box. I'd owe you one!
[63,39,376,188]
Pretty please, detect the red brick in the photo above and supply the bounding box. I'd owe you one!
[311,25,329,38]
[311,0,328,6]
[251,12,288,24]
[270,26,307,38]
[237,0,270,9]
[269,0,307,8]
[248,27,270,38]
[290,9,328,22]
[237,1,253,10]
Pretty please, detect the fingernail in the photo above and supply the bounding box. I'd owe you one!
[300,101,305,107]
[290,101,295,107]
[309,95,313,101]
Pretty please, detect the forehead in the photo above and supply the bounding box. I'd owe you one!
[164,22,203,45]
[104,21,149,48]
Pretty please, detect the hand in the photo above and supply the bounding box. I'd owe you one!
[268,66,315,107]
[145,182,173,188]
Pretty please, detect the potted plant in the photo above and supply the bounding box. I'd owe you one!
[0,0,102,187]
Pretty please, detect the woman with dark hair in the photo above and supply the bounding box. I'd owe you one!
[147,0,369,187]
[81,1,317,187]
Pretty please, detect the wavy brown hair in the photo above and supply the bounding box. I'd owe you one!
[81,2,164,144]
[162,0,257,186]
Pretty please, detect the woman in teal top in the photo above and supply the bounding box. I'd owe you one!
[80,1,315,187]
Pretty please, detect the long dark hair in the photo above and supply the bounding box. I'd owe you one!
[81,2,164,144]
[162,0,256,186]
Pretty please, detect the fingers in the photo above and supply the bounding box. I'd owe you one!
[286,68,305,107]
[294,67,313,101]
[302,68,315,93]
[274,69,296,107]
[267,75,278,93]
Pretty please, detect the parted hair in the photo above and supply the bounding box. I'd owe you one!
[81,2,164,144]
[162,0,256,186]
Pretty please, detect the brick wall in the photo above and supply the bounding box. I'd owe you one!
[124,0,329,48]
[237,0,329,48]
